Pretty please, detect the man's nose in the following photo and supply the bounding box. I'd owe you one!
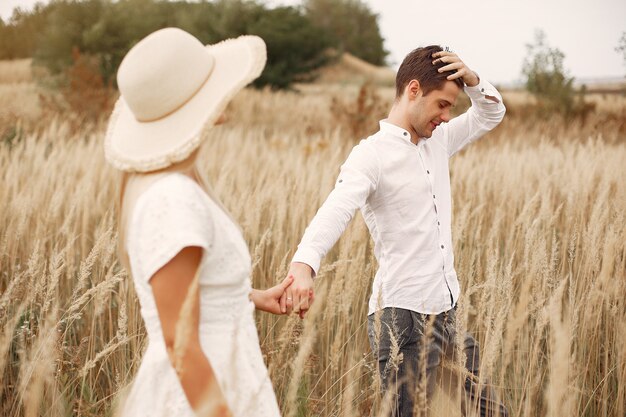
[441,108,451,122]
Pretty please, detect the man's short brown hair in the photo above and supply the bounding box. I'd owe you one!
[395,45,464,98]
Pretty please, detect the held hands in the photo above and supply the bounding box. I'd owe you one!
[432,51,479,87]
[251,262,315,318]
[251,276,294,315]
[280,262,315,319]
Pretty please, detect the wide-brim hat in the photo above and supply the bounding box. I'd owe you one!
[104,27,266,172]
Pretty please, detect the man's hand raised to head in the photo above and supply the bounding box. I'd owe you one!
[281,262,315,319]
[432,51,480,87]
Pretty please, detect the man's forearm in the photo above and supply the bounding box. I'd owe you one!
[443,79,506,156]
[291,185,365,273]
[292,142,379,273]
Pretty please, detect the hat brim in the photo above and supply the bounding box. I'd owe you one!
[104,35,266,172]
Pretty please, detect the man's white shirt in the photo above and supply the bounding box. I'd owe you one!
[293,80,506,315]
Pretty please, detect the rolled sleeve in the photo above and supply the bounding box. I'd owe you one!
[465,79,503,104]
[292,140,380,275]
[441,78,506,157]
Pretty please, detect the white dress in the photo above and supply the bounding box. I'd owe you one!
[120,173,281,417]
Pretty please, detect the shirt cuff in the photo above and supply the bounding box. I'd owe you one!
[464,78,501,104]
[291,247,321,276]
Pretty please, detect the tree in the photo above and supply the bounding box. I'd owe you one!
[0,18,8,59]
[304,0,387,66]
[247,5,333,88]
[616,31,626,75]
[80,0,176,85]
[33,0,107,75]
[0,3,52,59]
[522,30,580,117]
[12,0,331,90]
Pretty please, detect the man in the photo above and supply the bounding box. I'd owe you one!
[283,46,508,417]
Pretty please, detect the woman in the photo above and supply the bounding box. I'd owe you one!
[105,28,286,417]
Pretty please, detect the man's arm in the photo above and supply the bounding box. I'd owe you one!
[432,51,506,157]
[284,141,380,317]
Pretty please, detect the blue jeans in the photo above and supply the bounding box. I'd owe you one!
[367,307,508,417]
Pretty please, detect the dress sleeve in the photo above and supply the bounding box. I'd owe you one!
[127,175,214,283]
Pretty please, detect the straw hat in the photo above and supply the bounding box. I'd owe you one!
[104,27,266,172]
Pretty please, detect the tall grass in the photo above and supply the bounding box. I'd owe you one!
[1,64,625,416]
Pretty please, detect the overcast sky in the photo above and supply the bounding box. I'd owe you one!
[2,0,625,84]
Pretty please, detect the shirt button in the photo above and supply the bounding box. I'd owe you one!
[427,170,430,174]
[441,244,444,249]
[437,221,440,225]
[433,194,436,199]
[403,132,408,136]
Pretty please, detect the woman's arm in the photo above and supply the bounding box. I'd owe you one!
[250,276,295,314]
[150,246,230,417]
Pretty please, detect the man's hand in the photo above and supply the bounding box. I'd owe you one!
[281,262,315,318]
[432,51,480,87]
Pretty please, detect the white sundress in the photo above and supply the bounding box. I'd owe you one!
[119,173,281,417]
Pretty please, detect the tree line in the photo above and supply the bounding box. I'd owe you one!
[0,0,388,89]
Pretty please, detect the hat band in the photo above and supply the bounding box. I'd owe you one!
[136,64,214,123]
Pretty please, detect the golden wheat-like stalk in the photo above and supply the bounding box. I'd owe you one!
[1,63,625,416]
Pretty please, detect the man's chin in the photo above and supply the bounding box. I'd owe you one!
[414,126,433,139]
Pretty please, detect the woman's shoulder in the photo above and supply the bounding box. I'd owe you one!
[127,173,216,283]
[135,173,209,212]
[142,172,205,199]
[131,173,212,231]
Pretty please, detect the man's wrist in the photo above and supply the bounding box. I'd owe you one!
[464,71,480,87]
[291,261,314,278]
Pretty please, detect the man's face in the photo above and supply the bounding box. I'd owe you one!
[407,80,461,139]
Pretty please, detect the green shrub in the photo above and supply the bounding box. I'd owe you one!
[304,0,388,66]
[2,0,338,90]
[248,6,333,89]
[522,30,592,119]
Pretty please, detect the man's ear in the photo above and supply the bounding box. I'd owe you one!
[406,79,421,100]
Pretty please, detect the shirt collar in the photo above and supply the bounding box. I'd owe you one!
[379,120,414,144]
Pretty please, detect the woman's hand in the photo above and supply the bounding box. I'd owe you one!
[250,276,294,314]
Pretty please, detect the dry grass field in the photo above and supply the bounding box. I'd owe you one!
[1,59,625,417]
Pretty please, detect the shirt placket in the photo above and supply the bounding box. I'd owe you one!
[416,143,454,309]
